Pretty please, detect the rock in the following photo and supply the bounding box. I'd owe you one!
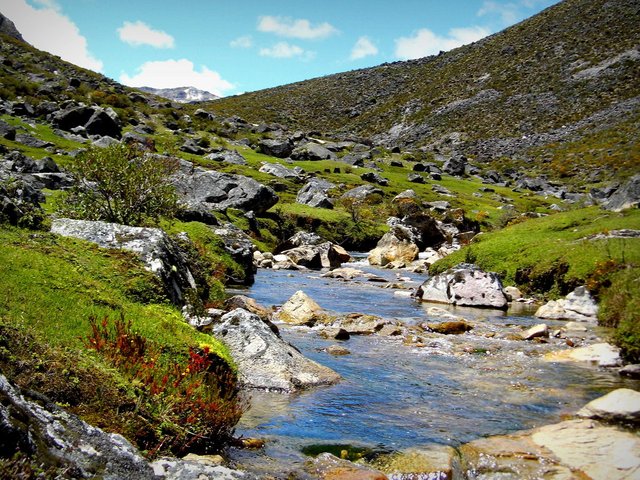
[535,286,598,322]
[340,184,384,202]
[204,149,247,165]
[520,323,549,340]
[0,119,16,140]
[340,151,370,166]
[619,364,640,379]
[603,174,640,211]
[318,327,351,341]
[92,136,120,148]
[85,108,122,139]
[259,162,304,180]
[442,154,467,176]
[461,419,640,480]
[377,324,403,336]
[321,267,364,280]
[180,138,206,155]
[544,342,622,367]
[368,225,419,267]
[224,295,272,321]
[278,238,351,270]
[291,142,336,161]
[212,309,340,392]
[173,160,279,214]
[279,245,324,269]
[258,138,293,158]
[564,321,588,332]
[361,171,389,186]
[423,320,473,335]
[276,290,327,326]
[328,313,389,335]
[277,230,325,249]
[0,13,25,42]
[577,388,640,424]
[150,456,249,479]
[307,453,388,480]
[503,285,522,301]
[407,173,425,183]
[372,446,459,479]
[416,264,508,309]
[296,178,335,209]
[326,345,351,356]
[213,223,256,284]
[50,218,196,305]
[0,374,155,479]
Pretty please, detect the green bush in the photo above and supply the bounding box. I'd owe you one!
[57,144,179,226]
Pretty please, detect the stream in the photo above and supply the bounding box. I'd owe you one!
[226,257,639,476]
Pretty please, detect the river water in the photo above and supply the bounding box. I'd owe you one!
[227,258,638,475]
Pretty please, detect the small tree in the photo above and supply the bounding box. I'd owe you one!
[59,144,179,226]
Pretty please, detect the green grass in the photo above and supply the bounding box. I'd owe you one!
[431,207,640,295]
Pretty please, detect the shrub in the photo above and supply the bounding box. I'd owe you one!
[57,144,180,226]
[85,314,246,455]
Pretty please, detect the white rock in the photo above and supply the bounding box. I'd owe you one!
[577,388,640,423]
[545,343,622,367]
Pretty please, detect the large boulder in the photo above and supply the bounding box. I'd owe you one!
[290,142,336,161]
[340,184,384,202]
[442,154,467,176]
[296,178,335,209]
[258,138,293,158]
[259,162,304,180]
[416,264,508,309]
[52,105,122,139]
[368,226,419,267]
[544,343,622,367]
[212,223,256,285]
[276,290,328,326]
[211,309,340,392]
[50,218,196,305]
[535,286,598,322]
[577,388,640,424]
[204,149,247,165]
[603,174,640,211]
[280,242,351,270]
[172,161,279,215]
[0,374,155,479]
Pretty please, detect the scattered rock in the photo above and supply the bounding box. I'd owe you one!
[296,178,335,209]
[326,313,390,335]
[321,267,364,280]
[291,142,336,161]
[212,309,340,392]
[603,174,640,211]
[619,364,640,379]
[150,456,248,479]
[340,184,384,202]
[318,327,351,341]
[504,286,522,301]
[577,388,640,424]
[361,171,389,186]
[520,323,549,340]
[258,138,293,158]
[368,225,419,267]
[307,453,387,480]
[372,446,459,479]
[259,162,304,180]
[213,223,256,284]
[205,149,247,165]
[326,345,351,356]
[423,320,473,335]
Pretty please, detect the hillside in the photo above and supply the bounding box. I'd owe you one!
[209,0,640,184]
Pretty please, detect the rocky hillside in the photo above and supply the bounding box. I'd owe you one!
[209,0,640,184]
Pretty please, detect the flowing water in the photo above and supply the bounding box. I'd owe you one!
[226,258,638,475]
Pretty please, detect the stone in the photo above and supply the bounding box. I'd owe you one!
[291,142,336,161]
[577,388,640,424]
[535,286,598,322]
[407,173,425,183]
[368,227,419,267]
[326,345,351,356]
[172,160,279,214]
[318,327,351,341]
[50,218,196,306]
[360,171,389,186]
[340,184,384,202]
[307,453,388,480]
[416,264,509,309]
[544,343,622,367]
[258,138,293,158]
[443,154,467,176]
[321,267,364,280]
[277,290,327,326]
[520,323,549,340]
[372,446,459,479]
[328,313,389,335]
[0,119,16,140]
[603,174,640,211]
[204,149,247,165]
[0,374,155,479]
[213,223,256,284]
[85,108,122,139]
[259,162,304,180]
[296,178,336,209]
[150,456,248,479]
[224,295,274,329]
[564,321,588,332]
[16,133,53,149]
[423,320,473,335]
[280,242,351,270]
[377,324,403,336]
[619,364,640,379]
[503,285,522,301]
[212,309,340,392]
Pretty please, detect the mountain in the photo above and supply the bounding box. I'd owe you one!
[209,0,640,184]
[0,13,24,42]
[138,86,219,103]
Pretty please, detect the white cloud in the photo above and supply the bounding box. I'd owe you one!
[257,15,338,40]
[230,35,253,48]
[117,21,174,48]
[2,0,103,72]
[259,42,311,59]
[350,36,378,60]
[477,1,519,24]
[394,26,491,60]
[120,59,234,97]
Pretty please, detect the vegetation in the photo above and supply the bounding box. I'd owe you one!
[56,144,180,227]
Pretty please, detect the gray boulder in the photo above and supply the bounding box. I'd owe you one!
[180,138,206,155]
[52,105,122,139]
[211,309,340,392]
[151,457,250,479]
[280,242,351,270]
[339,151,370,166]
[0,374,154,479]
[0,119,16,140]
[204,149,247,165]
[443,154,467,176]
[416,264,508,309]
[361,171,389,186]
[0,13,25,42]
[259,162,304,180]
[603,174,640,211]
[535,286,598,322]
[577,388,640,424]
[213,223,256,285]
[50,218,196,305]
[296,178,335,209]
[340,184,384,202]
[291,142,336,161]
[258,138,293,158]
[173,161,278,214]
[368,225,420,267]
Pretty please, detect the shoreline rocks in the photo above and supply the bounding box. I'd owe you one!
[535,286,598,322]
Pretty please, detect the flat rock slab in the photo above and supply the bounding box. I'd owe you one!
[544,342,621,367]
[577,388,640,424]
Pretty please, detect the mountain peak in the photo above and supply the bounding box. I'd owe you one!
[0,12,26,43]
[138,86,219,104]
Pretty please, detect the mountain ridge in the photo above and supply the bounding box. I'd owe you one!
[138,86,219,104]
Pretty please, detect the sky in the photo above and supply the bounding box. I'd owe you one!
[3,0,559,97]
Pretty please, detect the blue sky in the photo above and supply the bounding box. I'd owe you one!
[4,0,559,97]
